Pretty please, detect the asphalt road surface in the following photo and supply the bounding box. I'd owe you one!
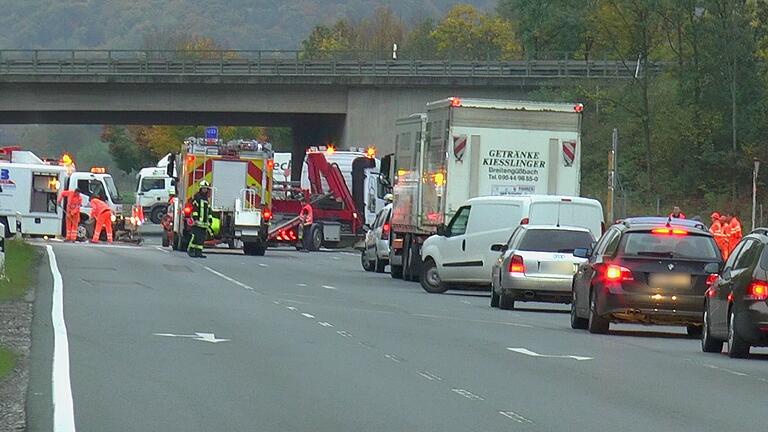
[25,226,768,431]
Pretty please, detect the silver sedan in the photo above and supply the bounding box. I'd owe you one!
[491,225,594,310]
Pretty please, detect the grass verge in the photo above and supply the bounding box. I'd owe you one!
[0,347,14,381]
[0,239,39,301]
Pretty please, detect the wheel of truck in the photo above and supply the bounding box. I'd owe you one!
[361,251,374,272]
[244,241,267,256]
[390,264,403,279]
[420,258,448,294]
[149,205,167,225]
[77,219,93,242]
[405,239,421,282]
[304,225,322,251]
[177,232,190,252]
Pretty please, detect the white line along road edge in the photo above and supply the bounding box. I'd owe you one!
[47,245,77,432]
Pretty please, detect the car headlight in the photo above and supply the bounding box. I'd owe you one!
[111,214,117,222]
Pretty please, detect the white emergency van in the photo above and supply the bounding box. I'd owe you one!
[419,195,603,293]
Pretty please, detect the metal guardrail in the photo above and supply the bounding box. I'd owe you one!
[0,50,662,79]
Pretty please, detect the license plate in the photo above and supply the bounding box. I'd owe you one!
[649,273,691,289]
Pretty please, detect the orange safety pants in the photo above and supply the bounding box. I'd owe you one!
[92,211,113,243]
[65,211,80,241]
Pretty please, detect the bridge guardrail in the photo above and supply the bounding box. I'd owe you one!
[0,50,663,79]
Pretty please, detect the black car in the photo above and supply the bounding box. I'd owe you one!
[571,217,723,334]
[701,228,768,357]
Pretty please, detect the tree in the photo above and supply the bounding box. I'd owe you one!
[401,17,438,59]
[101,126,155,174]
[431,4,521,60]
[300,20,355,59]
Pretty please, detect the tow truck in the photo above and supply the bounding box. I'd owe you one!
[269,150,364,251]
[167,138,274,256]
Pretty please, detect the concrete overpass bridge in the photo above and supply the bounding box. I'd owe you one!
[0,49,655,162]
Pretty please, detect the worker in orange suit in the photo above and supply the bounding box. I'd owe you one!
[90,197,113,243]
[709,212,728,259]
[57,189,82,242]
[719,214,732,260]
[729,213,743,249]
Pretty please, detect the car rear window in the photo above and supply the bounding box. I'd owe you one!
[518,230,594,253]
[620,231,719,259]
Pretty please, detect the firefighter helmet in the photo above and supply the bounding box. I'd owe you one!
[199,180,210,189]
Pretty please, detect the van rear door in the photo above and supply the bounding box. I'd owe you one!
[528,200,603,238]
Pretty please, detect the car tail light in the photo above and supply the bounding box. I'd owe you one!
[262,208,272,222]
[603,264,634,282]
[706,274,718,286]
[651,227,688,235]
[508,255,525,275]
[520,217,529,225]
[381,223,390,240]
[746,280,768,301]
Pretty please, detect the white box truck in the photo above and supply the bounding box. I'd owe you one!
[388,97,584,281]
[0,148,124,239]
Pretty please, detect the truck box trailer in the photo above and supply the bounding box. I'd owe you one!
[388,97,584,281]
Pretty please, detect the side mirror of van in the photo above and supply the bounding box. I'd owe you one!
[436,224,447,237]
[490,243,506,252]
[573,248,591,259]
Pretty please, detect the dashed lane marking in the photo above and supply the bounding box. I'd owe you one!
[203,267,254,291]
[417,371,442,381]
[155,246,169,253]
[301,313,315,319]
[507,347,593,361]
[286,306,298,311]
[412,313,533,328]
[296,283,308,287]
[499,411,534,424]
[258,263,269,267]
[385,354,404,363]
[318,322,334,327]
[321,285,337,290]
[702,363,749,377]
[336,330,353,338]
[451,389,484,401]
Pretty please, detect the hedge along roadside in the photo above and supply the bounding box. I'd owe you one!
[0,239,39,301]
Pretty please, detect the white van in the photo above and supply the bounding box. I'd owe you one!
[419,195,604,293]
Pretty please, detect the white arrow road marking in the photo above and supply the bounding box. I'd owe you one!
[507,347,593,361]
[499,411,534,424]
[301,313,315,318]
[46,246,76,432]
[321,285,337,290]
[154,332,230,343]
[318,322,334,327]
[204,267,254,291]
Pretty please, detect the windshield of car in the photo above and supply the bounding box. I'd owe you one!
[103,176,123,204]
[620,231,719,259]
[518,229,594,253]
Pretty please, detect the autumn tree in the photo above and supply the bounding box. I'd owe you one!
[431,4,520,60]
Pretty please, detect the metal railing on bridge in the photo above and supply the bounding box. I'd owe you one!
[0,49,663,79]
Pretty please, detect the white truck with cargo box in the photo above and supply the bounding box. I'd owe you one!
[388,97,584,281]
[135,154,176,224]
[0,148,124,239]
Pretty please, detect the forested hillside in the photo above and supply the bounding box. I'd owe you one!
[0,0,492,49]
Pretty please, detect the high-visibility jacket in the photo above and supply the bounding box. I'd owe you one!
[300,203,313,225]
[90,198,110,218]
[191,195,212,228]
[58,190,82,214]
[710,221,729,258]
[720,223,733,256]
[669,212,686,219]
[730,217,743,245]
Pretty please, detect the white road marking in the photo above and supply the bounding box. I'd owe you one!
[460,300,471,305]
[417,371,443,381]
[385,354,404,363]
[413,313,533,328]
[203,266,254,291]
[286,306,298,311]
[258,263,269,267]
[153,332,230,343]
[318,322,334,327]
[340,252,359,257]
[507,347,593,361]
[296,283,308,287]
[321,285,337,290]
[46,246,76,432]
[702,363,749,377]
[331,256,340,260]
[273,301,281,305]
[301,313,316,318]
[499,411,534,424]
[154,246,169,253]
[336,330,353,338]
[451,389,484,401]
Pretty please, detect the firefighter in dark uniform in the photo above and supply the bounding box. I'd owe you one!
[188,180,213,258]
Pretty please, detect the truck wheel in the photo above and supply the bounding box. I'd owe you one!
[390,265,403,279]
[77,221,93,242]
[405,240,421,282]
[149,205,167,224]
[305,225,322,251]
[375,257,387,273]
[420,258,448,294]
[244,241,267,256]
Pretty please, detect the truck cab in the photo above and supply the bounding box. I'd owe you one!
[135,166,174,223]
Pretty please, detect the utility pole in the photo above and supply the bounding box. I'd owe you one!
[752,158,760,231]
[607,128,618,223]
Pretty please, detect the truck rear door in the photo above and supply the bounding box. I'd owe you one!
[212,160,247,211]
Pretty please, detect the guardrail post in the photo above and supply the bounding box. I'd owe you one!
[33,50,38,72]
[219,50,224,74]
[257,50,262,74]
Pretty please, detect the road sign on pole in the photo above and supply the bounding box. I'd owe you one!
[205,127,218,145]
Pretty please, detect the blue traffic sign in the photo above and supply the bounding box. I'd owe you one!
[205,127,218,140]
